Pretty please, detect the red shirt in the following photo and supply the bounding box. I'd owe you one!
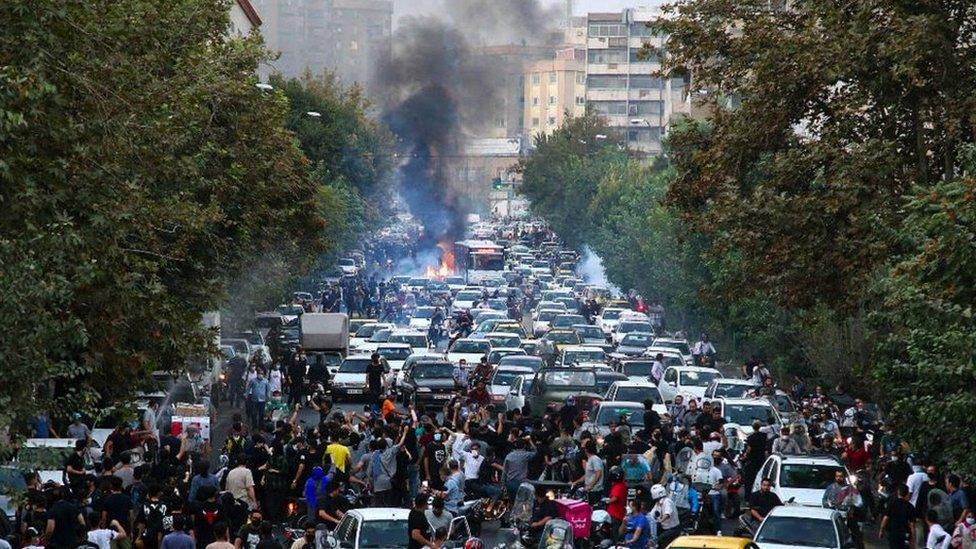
[608,481,628,521]
[845,446,870,470]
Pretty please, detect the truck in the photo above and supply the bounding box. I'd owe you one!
[300,313,350,377]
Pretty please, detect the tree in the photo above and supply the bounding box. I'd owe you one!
[0,0,325,427]
[518,114,628,248]
[873,145,976,476]
[658,0,976,311]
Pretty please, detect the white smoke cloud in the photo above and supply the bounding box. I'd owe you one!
[579,245,620,293]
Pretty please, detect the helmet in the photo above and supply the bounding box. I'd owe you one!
[608,466,624,483]
[650,484,667,500]
[463,539,484,549]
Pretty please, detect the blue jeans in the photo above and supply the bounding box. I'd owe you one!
[408,463,420,501]
[709,493,724,532]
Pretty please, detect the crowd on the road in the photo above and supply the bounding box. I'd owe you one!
[5,221,976,549]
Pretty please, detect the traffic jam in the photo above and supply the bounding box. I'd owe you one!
[4,218,960,549]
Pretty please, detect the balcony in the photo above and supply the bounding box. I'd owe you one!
[586,63,629,75]
[587,89,629,101]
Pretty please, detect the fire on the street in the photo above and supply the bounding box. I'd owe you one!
[425,240,455,278]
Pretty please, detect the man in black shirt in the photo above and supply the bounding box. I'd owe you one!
[367,353,385,405]
[191,485,225,547]
[408,494,435,549]
[100,476,134,536]
[46,486,83,549]
[64,439,88,494]
[742,421,769,498]
[530,486,559,539]
[315,482,346,530]
[879,484,917,549]
[228,354,248,408]
[747,478,782,526]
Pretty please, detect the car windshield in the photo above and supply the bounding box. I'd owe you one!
[596,406,644,426]
[487,335,521,347]
[451,340,490,353]
[489,350,525,362]
[368,329,392,342]
[492,371,525,386]
[781,464,846,489]
[574,326,604,339]
[621,362,654,376]
[339,359,371,373]
[413,363,454,379]
[656,340,692,356]
[220,347,236,360]
[413,308,435,319]
[456,291,481,301]
[755,516,837,547]
[389,334,426,348]
[770,394,796,412]
[500,356,544,371]
[553,315,585,328]
[679,370,720,387]
[537,310,561,322]
[621,333,653,346]
[358,519,409,548]
[408,278,428,287]
[713,383,753,398]
[542,370,597,387]
[546,332,581,344]
[376,347,412,360]
[564,350,605,363]
[601,309,623,320]
[614,386,663,404]
[724,404,778,426]
[619,322,653,333]
[355,324,382,337]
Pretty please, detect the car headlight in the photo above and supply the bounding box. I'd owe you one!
[417,387,432,393]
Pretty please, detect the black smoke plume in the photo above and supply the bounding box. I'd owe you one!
[379,2,557,246]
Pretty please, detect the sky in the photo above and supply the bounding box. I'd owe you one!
[393,0,665,23]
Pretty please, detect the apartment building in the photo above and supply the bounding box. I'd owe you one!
[523,49,587,139]
[584,8,689,154]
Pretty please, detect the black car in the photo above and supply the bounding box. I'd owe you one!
[399,358,458,409]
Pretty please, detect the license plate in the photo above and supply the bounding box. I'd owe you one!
[433,394,450,399]
[347,389,362,394]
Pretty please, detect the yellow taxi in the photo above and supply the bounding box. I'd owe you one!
[667,536,759,549]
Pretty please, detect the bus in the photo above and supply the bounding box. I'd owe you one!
[454,240,505,284]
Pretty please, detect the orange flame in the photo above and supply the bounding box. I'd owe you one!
[425,241,455,279]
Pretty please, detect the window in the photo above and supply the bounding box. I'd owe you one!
[630,75,661,89]
[549,72,557,83]
[629,101,662,116]
[576,73,586,84]
[587,48,628,64]
[590,101,628,115]
[532,97,539,106]
[549,96,556,105]
[630,22,654,37]
[576,96,585,105]
[532,117,539,127]
[531,73,540,84]
[548,117,556,126]
[587,75,628,89]
[630,49,659,63]
[588,23,626,37]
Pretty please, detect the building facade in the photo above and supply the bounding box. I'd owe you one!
[523,51,587,139]
[252,0,391,95]
[584,8,689,154]
[229,0,262,35]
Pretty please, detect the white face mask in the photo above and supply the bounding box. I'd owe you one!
[967,517,976,526]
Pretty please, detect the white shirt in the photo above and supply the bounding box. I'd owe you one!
[907,469,927,507]
[650,360,664,383]
[707,466,724,495]
[460,450,484,480]
[87,529,118,549]
[652,497,680,530]
[703,440,723,455]
[926,523,951,549]
[268,368,283,393]
[693,341,716,355]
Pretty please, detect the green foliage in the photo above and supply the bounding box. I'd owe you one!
[0,0,325,426]
[659,0,976,311]
[873,145,976,476]
[519,115,628,248]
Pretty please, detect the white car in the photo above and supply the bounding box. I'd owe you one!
[338,257,359,276]
[575,401,645,438]
[612,320,655,345]
[349,323,394,351]
[652,337,694,365]
[559,345,607,366]
[715,397,783,443]
[532,308,564,336]
[603,381,668,416]
[453,289,482,310]
[640,347,686,368]
[356,327,393,354]
[408,306,437,331]
[704,378,757,399]
[387,330,430,351]
[332,355,385,402]
[374,343,413,388]
[753,453,851,508]
[447,338,491,367]
[485,332,523,349]
[489,366,535,411]
[504,374,534,412]
[658,365,723,402]
[323,507,471,549]
[754,506,855,549]
[572,324,608,346]
[596,307,625,335]
[615,359,660,384]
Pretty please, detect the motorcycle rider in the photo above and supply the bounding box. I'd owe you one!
[528,485,559,542]
[650,484,681,548]
[823,469,865,549]
[606,466,628,536]
[692,333,716,366]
